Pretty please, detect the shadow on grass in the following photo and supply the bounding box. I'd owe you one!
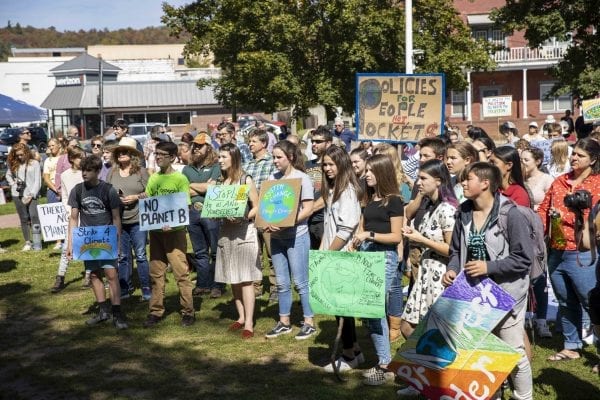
[0,259,18,273]
[536,367,600,399]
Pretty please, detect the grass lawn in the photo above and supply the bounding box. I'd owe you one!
[0,226,599,399]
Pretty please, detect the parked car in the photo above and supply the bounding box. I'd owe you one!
[127,122,166,145]
[0,126,48,152]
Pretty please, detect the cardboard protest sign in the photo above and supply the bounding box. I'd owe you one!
[255,179,301,229]
[308,250,386,319]
[37,203,69,241]
[389,272,520,399]
[582,98,600,123]
[71,225,118,261]
[139,192,189,231]
[356,73,445,142]
[482,95,512,118]
[201,184,249,218]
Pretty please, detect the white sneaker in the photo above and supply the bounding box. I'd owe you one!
[21,243,32,251]
[582,327,595,345]
[323,356,359,373]
[397,385,420,397]
[53,242,63,250]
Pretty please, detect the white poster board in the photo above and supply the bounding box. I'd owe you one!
[482,95,512,118]
[37,203,69,241]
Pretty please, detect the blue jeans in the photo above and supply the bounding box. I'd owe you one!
[47,188,60,204]
[548,249,595,350]
[118,223,150,294]
[360,242,401,365]
[188,207,222,289]
[271,232,313,319]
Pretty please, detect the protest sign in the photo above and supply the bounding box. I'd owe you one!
[37,203,69,241]
[482,96,512,118]
[356,73,445,142]
[529,138,552,166]
[255,179,301,229]
[139,192,189,231]
[582,98,600,123]
[389,272,520,399]
[201,184,249,218]
[308,250,386,319]
[71,225,118,261]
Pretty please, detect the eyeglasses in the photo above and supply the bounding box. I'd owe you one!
[192,145,205,152]
[312,139,326,144]
[92,143,102,148]
[155,151,172,158]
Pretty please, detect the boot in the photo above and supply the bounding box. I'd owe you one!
[51,275,65,294]
[388,315,402,342]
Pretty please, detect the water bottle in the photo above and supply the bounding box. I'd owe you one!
[32,224,42,251]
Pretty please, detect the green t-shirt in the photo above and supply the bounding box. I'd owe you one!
[182,163,221,203]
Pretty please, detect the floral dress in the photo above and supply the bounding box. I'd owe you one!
[402,201,456,325]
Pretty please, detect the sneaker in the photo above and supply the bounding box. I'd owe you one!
[192,287,211,297]
[113,314,129,330]
[85,309,111,326]
[143,314,162,328]
[362,366,394,386]
[295,323,317,340]
[50,275,65,294]
[265,321,292,338]
[323,356,359,373]
[582,327,595,345]
[53,242,63,251]
[209,288,222,298]
[535,319,552,338]
[0,247,7,254]
[181,314,195,327]
[81,273,92,289]
[396,385,420,397]
[21,242,32,252]
[141,287,152,301]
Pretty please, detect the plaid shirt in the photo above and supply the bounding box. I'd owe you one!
[243,152,275,191]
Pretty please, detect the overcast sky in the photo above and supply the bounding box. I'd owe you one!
[0,0,192,31]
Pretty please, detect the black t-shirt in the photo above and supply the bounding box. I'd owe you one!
[69,180,120,227]
[363,195,404,233]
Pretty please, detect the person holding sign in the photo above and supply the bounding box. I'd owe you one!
[264,140,316,340]
[350,154,404,386]
[318,146,364,372]
[66,155,127,330]
[213,143,261,339]
[143,141,195,328]
[442,162,533,400]
[107,137,151,301]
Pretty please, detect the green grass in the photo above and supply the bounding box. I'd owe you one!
[0,226,599,399]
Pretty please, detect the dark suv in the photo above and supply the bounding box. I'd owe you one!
[0,127,48,152]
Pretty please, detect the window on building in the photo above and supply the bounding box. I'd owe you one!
[472,28,506,47]
[147,113,168,124]
[540,83,571,112]
[451,91,465,117]
[21,82,30,92]
[168,112,191,125]
[177,58,185,66]
[123,113,145,124]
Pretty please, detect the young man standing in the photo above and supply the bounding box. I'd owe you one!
[66,155,127,329]
[143,141,196,328]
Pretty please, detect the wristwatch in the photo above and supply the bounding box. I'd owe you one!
[369,231,375,241]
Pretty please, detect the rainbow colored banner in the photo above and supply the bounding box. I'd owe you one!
[389,272,520,399]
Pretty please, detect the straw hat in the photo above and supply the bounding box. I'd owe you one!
[112,136,142,158]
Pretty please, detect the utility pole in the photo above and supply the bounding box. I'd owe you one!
[98,54,104,135]
[405,0,413,74]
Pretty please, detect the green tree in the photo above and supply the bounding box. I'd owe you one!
[492,1,600,100]
[162,0,494,119]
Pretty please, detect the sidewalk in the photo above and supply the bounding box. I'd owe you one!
[0,213,21,228]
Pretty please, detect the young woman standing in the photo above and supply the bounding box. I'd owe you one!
[214,143,261,339]
[490,146,531,208]
[445,141,479,203]
[351,154,403,386]
[264,140,316,340]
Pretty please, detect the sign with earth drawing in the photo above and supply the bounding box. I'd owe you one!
[356,73,445,142]
[71,225,118,261]
[255,178,301,229]
[582,98,600,123]
[308,250,386,319]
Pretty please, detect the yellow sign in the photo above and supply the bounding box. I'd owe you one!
[356,74,445,142]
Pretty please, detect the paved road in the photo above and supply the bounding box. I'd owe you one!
[0,213,20,228]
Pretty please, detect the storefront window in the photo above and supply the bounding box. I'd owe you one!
[123,113,145,124]
[168,112,191,125]
[147,113,168,124]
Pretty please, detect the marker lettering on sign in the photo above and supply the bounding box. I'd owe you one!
[143,198,159,213]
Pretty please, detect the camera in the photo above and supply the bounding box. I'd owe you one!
[15,178,26,194]
[564,190,592,212]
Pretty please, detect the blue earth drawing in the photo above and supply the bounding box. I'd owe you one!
[259,184,296,223]
[415,328,457,369]
[76,248,116,261]
[359,79,383,109]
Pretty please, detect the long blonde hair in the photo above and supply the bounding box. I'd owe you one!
[550,139,569,173]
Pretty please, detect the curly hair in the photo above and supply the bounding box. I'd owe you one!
[8,143,32,174]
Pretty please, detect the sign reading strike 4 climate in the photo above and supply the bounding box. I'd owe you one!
[356,73,445,142]
[71,225,118,261]
[389,272,520,399]
[255,179,301,229]
[139,192,189,231]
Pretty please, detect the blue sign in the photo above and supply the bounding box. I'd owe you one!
[139,192,189,231]
[72,225,118,261]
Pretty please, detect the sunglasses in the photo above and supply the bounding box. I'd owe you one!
[92,143,102,148]
[312,139,326,144]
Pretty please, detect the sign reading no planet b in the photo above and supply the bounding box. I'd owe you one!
[255,179,301,229]
[37,203,69,241]
[139,192,189,231]
[356,73,445,142]
[308,250,386,319]
[72,225,118,261]
[201,184,249,218]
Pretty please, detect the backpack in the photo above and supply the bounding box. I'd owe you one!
[497,202,547,280]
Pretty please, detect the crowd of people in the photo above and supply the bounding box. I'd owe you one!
[4,115,600,398]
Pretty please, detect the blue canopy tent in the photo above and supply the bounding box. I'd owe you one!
[0,93,48,125]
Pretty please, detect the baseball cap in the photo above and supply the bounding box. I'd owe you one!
[528,121,538,128]
[193,132,210,145]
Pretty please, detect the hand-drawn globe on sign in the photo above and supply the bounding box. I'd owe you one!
[80,247,114,260]
[415,328,457,369]
[259,183,296,224]
[320,264,362,308]
[359,79,383,110]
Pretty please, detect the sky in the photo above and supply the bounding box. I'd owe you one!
[0,0,192,31]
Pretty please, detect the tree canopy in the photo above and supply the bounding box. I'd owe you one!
[492,1,600,101]
[162,0,495,119]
